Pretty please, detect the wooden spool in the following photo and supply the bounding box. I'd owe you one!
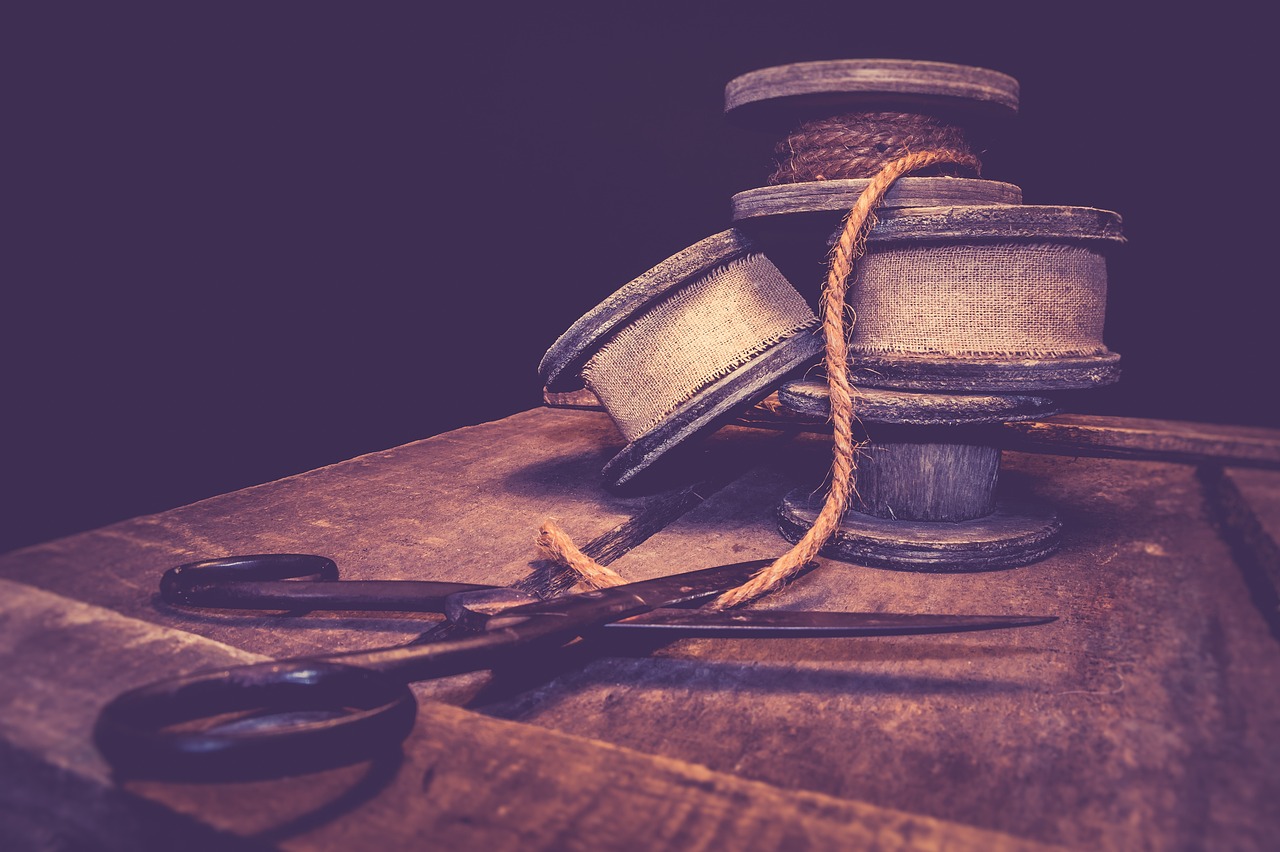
[539,229,823,487]
[724,59,1017,194]
[724,59,1020,124]
[835,204,1125,391]
[723,59,1026,309]
[725,59,1017,187]
[775,380,1062,571]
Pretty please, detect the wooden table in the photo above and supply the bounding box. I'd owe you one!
[3,406,1278,850]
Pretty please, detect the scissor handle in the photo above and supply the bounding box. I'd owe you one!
[161,554,339,605]
[159,553,495,612]
[94,659,417,780]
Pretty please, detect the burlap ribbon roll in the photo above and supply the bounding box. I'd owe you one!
[583,252,816,442]
[850,241,1109,360]
[539,229,823,486]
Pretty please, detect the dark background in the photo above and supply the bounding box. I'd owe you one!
[6,3,1275,554]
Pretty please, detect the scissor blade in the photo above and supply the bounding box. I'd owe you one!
[604,558,781,608]
[486,559,778,629]
[608,609,1056,637]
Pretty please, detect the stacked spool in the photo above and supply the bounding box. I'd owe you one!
[725,60,1125,571]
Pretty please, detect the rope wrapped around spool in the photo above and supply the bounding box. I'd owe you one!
[726,60,1017,188]
[725,58,1025,298]
[539,229,823,487]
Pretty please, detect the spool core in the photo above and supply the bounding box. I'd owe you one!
[775,381,1063,572]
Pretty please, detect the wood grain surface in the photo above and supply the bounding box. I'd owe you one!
[731,177,1021,221]
[2,407,1277,850]
[724,59,1019,124]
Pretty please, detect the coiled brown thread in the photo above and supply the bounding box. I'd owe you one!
[769,112,980,184]
[542,149,980,608]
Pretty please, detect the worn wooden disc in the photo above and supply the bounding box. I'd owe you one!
[539,230,758,392]
[724,59,1019,125]
[603,328,822,487]
[848,353,1122,393]
[862,204,1124,246]
[731,178,1021,223]
[778,488,1061,572]
[777,379,1060,426]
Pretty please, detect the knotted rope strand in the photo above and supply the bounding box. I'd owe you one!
[537,150,980,606]
[711,149,980,609]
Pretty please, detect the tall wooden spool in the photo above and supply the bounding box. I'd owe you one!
[723,59,1125,571]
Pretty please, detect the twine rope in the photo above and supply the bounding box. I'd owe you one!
[535,520,627,590]
[539,149,980,607]
[770,112,979,184]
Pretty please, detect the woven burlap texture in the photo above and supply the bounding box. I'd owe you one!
[849,242,1109,357]
[583,253,817,441]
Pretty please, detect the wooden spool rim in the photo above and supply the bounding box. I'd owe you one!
[602,328,823,487]
[778,489,1062,573]
[724,59,1019,125]
[849,352,1122,393]
[539,230,758,391]
[731,178,1022,222]
[858,204,1125,246]
[777,379,1060,426]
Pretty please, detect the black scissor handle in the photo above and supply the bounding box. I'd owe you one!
[160,554,339,606]
[94,660,417,780]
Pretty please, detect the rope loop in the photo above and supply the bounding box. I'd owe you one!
[539,149,981,608]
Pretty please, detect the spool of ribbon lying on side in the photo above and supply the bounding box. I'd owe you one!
[539,229,822,487]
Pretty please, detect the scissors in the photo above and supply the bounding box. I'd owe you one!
[94,554,1054,780]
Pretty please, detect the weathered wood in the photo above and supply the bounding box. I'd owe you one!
[731,177,1021,222]
[724,59,1020,124]
[0,579,1058,851]
[469,422,1280,849]
[847,353,1124,392]
[774,384,1059,562]
[778,488,1061,570]
[0,408,780,665]
[544,385,601,407]
[862,204,1124,245]
[6,407,1280,849]
[780,379,1059,425]
[525,433,796,598]
[545,393,1280,471]
[1200,466,1280,639]
[999,414,1280,469]
[850,439,1002,521]
[540,385,600,408]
